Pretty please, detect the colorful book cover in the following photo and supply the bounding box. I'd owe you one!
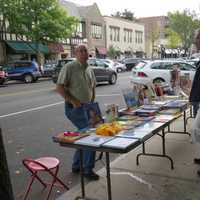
[122,88,139,108]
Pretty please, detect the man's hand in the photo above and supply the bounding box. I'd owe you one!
[71,99,82,108]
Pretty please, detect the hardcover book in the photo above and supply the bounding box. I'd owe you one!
[122,88,139,109]
[134,121,164,132]
[135,109,158,117]
[52,132,89,143]
[102,137,139,149]
[153,115,175,122]
[116,130,152,140]
[74,135,114,147]
[159,109,180,115]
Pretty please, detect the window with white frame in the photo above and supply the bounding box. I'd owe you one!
[124,29,132,43]
[91,23,102,39]
[74,22,83,38]
[135,30,143,44]
[109,26,120,42]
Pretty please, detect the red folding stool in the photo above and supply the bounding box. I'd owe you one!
[22,157,69,200]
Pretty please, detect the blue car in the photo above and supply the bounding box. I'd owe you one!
[3,61,41,83]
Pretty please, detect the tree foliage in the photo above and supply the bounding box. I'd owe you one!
[168,10,200,51]
[112,9,136,21]
[0,0,78,43]
[165,28,181,49]
[107,45,119,59]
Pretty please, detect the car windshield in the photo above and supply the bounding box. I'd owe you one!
[134,61,147,70]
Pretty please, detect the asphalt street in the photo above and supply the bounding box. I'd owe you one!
[0,72,132,200]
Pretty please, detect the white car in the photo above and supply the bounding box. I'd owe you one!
[103,59,126,73]
[131,60,196,85]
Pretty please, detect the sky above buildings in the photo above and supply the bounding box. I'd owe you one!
[69,0,200,17]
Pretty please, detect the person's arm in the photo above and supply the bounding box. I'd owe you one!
[91,86,95,102]
[56,65,81,108]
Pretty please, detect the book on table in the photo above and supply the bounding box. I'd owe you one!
[52,132,89,143]
[135,109,158,117]
[153,114,176,122]
[116,129,152,140]
[74,135,114,147]
[159,109,181,115]
[140,104,162,111]
[134,121,164,132]
[162,100,188,111]
[102,137,139,149]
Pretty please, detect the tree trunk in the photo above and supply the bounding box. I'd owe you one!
[0,128,14,200]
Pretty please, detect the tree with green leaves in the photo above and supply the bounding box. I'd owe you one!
[168,9,200,54]
[0,0,77,64]
[107,45,117,59]
[165,28,181,49]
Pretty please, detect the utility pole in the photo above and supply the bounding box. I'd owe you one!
[0,128,14,200]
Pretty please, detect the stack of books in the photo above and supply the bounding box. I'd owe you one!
[135,109,158,117]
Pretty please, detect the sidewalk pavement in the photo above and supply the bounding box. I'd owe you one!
[57,117,200,200]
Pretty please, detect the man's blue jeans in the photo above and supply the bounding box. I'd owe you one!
[65,102,96,174]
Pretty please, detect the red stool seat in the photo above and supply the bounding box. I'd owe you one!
[22,156,69,200]
[28,157,59,171]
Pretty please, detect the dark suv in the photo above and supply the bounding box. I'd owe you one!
[3,61,41,83]
[52,58,75,83]
[52,58,117,85]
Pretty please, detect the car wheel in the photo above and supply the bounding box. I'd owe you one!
[24,74,33,83]
[109,74,117,84]
[117,68,122,73]
[153,78,165,84]
[0,79,5,85]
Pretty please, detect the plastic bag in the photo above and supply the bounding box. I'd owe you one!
[191,109,200,142]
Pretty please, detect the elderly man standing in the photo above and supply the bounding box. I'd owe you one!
[56,44,99,181]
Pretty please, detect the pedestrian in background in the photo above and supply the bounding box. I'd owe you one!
[56,44,99,181]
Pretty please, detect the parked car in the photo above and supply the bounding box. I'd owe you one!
[88,58,117,84]
[52,58,117,85]
[120,58,142,71]
[102,59,126,73]
[0,66,8,85]
[41,63,56,78]
[52,58,75,83]
[3,61,41,83]
[131,60,196,85]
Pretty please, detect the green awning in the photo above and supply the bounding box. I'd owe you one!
[6,41,49,54]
